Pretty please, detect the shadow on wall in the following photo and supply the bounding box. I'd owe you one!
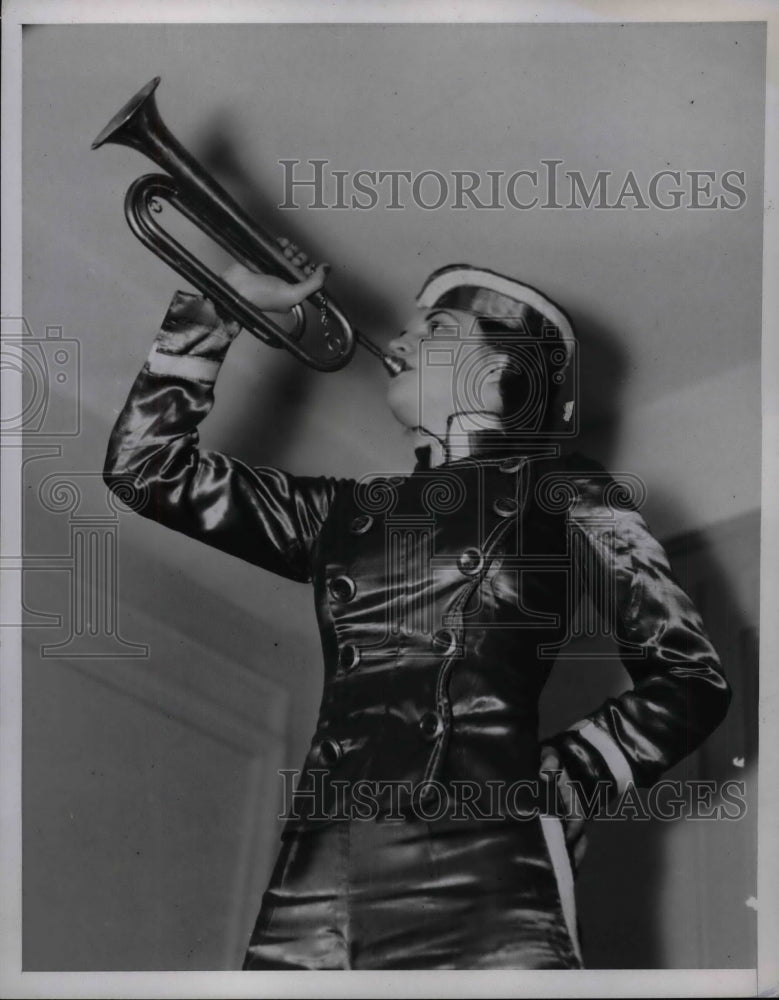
[566,307,631,446]
[196,107,400,328]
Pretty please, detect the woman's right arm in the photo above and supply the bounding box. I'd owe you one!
[103,269,340,583]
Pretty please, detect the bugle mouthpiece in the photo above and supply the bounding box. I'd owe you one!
[353,329,407,377]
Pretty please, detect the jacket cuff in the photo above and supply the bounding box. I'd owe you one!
[147,290,241,384]
[545,719,635,797]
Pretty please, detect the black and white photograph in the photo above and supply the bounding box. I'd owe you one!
[1,1,777,996]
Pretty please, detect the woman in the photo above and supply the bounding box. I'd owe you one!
[103,252,731,969]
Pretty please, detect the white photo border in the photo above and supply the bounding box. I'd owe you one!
[2,2,776,997]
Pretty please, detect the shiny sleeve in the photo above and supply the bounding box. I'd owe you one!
[103,290,342,583]
[543,457,732,795]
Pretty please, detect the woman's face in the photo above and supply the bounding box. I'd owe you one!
[386,308,507,432]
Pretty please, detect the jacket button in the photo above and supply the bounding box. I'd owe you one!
[329,575,356,602]
[493,497,518,518]
[339,644,361,671]
[432,628,459,657]
[419,711,444,741]
[350,514,374,535]
[317,737,343,767]
[499,456,524,474]
[457,547,483,576]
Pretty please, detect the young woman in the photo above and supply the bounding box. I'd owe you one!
[103,253,731,970]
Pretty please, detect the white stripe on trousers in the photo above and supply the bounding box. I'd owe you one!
[539,814,583,966]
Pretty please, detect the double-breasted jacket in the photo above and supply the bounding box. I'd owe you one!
[103,291,731,831]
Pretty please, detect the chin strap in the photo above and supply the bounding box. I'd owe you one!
[413,403,576,469]
[412,424,449,466]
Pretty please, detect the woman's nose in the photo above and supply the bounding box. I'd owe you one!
[387,334,414,359]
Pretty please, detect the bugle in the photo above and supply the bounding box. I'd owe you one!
[92,76,404,375]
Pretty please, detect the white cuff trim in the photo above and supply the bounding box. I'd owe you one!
[570,720,634,794]
[147,345,222,383]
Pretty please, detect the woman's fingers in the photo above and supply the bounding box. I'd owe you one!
[218,261,329,313]
[285,263,329,303]
[262,263,330,311]
[276,237,314,271]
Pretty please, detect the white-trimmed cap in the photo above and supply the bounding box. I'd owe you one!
[416,264,575,373]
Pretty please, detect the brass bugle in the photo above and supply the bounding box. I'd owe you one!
[92,77,405,375]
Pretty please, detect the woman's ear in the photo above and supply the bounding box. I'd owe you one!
[483,351,510,384]
[478,350,510,414]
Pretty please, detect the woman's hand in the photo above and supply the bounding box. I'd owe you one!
[221,238,329,313]
[539,744,588,870]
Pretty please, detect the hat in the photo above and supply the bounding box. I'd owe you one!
[415,264,575,374]
[416,264,576,425]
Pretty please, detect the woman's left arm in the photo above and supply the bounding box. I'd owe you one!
[543,463,732,801]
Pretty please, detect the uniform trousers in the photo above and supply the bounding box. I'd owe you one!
[242,812,583,970]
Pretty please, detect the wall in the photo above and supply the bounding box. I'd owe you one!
[18,21,763,969]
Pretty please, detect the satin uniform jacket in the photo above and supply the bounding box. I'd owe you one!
[103,291,732,830]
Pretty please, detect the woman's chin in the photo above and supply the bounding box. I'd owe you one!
[386,384,420,430]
